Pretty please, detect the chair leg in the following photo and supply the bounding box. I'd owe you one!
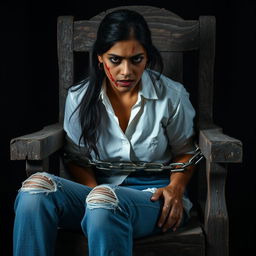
[205,162,229,256]
[26,158,49,177]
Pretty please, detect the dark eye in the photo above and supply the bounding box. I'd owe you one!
[109,56,121,64]
[131,56,144,64]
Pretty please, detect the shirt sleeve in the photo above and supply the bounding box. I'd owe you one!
[166,86,196,156]
[63,87,83,146]
[63,87,92,166]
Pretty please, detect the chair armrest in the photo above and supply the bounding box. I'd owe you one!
[10,123,65,160]
[199,127,243,163]
[198,126,242,255]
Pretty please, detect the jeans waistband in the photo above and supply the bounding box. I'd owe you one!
[128,170,170,177]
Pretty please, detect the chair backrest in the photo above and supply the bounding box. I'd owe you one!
[57,5,216,130]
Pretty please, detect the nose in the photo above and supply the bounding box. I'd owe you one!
[120,60,132,77]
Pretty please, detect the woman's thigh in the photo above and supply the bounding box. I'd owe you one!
[97,184,163,238]
[17,172,92,230]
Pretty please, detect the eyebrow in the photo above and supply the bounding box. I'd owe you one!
[107,53,145,59]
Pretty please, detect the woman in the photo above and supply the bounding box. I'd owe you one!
[13,9,198,256]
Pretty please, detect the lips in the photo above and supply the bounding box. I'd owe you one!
[116,80,134,87]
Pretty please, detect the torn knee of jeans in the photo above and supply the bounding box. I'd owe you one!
[86,185,119,210]
[19,172,57,194]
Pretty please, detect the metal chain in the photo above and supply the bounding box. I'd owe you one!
[87,145,204,173]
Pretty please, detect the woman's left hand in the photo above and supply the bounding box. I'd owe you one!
[151,185,184,232]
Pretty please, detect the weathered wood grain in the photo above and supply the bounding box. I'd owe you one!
[10,123,64,160]
[161,52,183,83]
[73,20,199,52]
[25,159,49,177]
[199,128,243,163]
[57,16,74,123]
[198,16,216,127]
[90,5,184,22]
[205,162,229,256]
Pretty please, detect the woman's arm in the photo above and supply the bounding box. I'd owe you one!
[66,162,98,188]
[169,153,196,192]
[151,153,196,232]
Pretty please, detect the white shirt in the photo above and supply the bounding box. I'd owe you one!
[64,69,196,185]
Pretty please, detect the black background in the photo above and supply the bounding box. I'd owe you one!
[1,0,256,255]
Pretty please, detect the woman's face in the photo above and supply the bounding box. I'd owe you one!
[98,39,148,94]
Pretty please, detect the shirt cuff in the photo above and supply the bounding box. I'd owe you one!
[171,137,197,157]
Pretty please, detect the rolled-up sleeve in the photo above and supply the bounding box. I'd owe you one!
[166,88,196,156]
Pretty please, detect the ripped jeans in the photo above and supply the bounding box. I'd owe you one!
[13,172,189,256]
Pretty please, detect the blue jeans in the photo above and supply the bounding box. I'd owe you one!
[13,172,188,256]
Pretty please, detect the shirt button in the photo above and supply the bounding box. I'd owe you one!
[122,139,129,145]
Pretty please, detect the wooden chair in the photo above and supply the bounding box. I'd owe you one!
[10,5,243,256]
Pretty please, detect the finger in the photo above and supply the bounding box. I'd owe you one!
[172,211,183,231]
[162,207,181,232]
[158,203,171,228]
[151,188,162,201]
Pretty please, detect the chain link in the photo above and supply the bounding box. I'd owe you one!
[87,145,204,173]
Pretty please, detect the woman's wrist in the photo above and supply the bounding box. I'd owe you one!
[167,176,186,194]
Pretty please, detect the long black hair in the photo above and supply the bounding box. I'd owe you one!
[70,9,163,157]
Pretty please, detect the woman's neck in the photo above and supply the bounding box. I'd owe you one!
[107,80,139,101]
[106,80,140,133]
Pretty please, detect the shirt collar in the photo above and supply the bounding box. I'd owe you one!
[100,69,159,101]
[140,69,158,100]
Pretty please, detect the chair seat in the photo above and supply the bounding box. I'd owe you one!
[55,215,205,256]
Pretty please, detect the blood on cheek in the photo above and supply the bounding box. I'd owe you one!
[104,63,119,87]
